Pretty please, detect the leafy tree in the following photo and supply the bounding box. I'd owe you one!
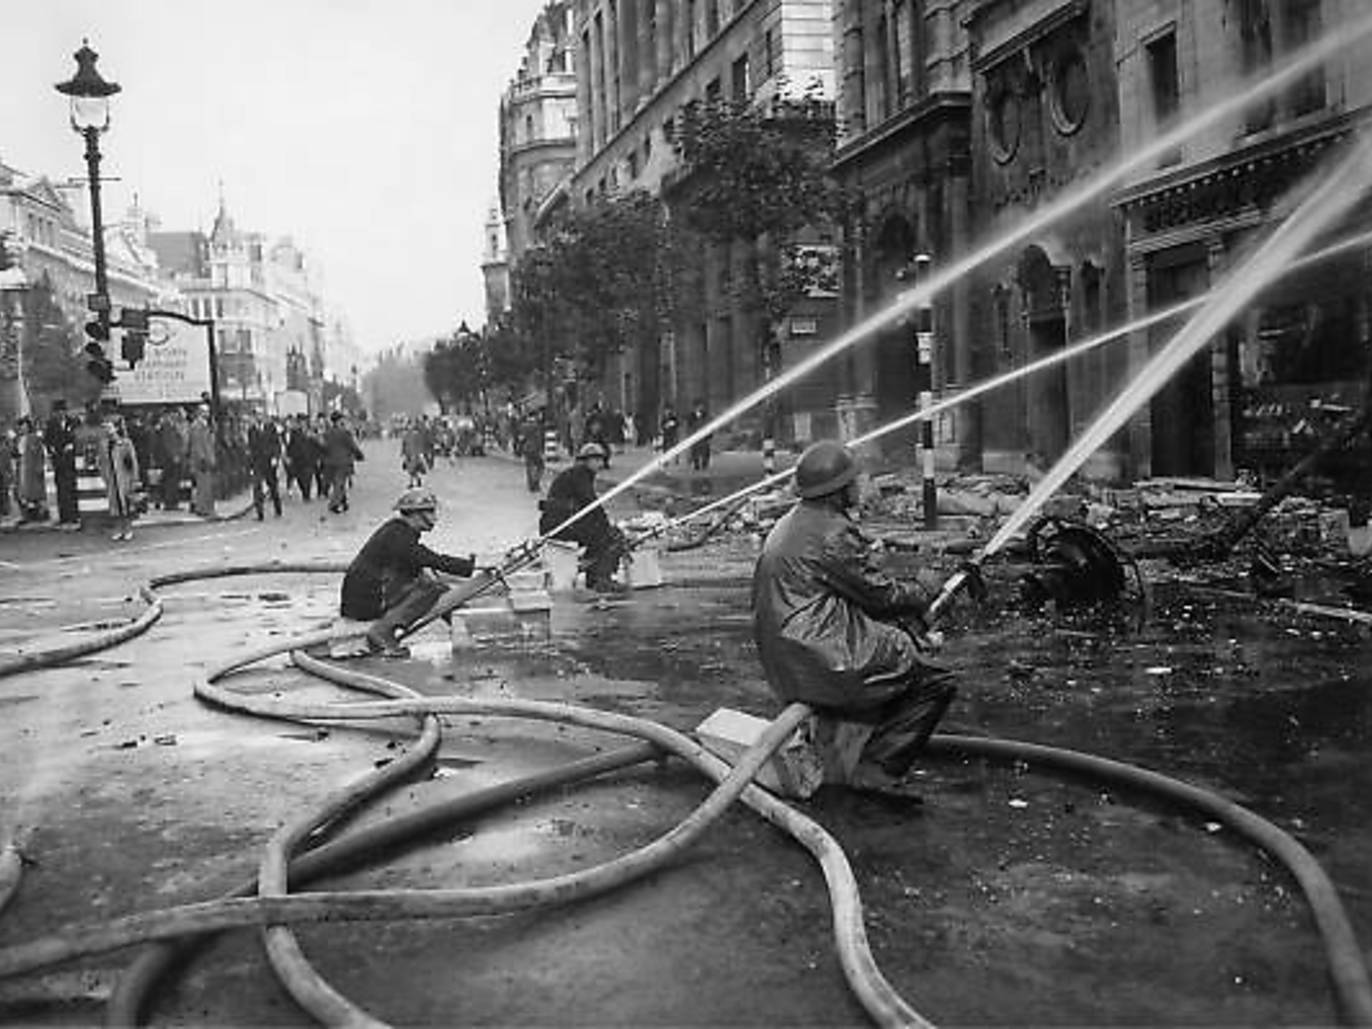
[423,324,494,414]
[668,90,844,384]
[21,273,100,412]
[364,345,428,420]
[507,191,667,402]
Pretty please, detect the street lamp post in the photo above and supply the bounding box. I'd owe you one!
[55,40,120,382]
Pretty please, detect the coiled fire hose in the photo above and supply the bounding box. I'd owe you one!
[0,562,1368,1025]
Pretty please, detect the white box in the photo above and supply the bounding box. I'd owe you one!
[543,540,581,592]
[695,707,824,799]
[624,546,664,589]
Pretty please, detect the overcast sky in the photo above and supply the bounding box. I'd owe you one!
[1,1,550,356]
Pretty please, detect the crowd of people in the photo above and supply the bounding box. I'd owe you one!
[0,402,371,538]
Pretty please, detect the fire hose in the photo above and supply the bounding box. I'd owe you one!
[0,562,1368,1025]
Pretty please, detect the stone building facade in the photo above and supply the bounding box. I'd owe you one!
[1113,0,1372,486]
[961,0,1129,479]
[0,163,164,419]
[830,0,975,462]
[499,0,580,267]
[568,0,838,440]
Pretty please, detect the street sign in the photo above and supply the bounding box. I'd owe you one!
[105,315,212,405]
[118,307,149,331]
[87,292,109,312]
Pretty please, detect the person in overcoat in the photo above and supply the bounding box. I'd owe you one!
[751,440,956,800]
[323,411,364,514]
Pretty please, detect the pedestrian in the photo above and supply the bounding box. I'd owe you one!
[155,408,188,511]
[583,403,610,468]
[519,415,545,493]
[0,418,14,520]
[312,414,331,499]
[97,415,141,541]
[339,487,478,658]
[660,404,680,463]
[751,440,956,800]
[126,413,152,495]
[401,418,430,487]
[186,404,217,517]
[323,410,364,513]
[285,415,320,501]
[44,399,81,530]
[687,397,712,471]
[248,412,284,520]
[15,415,48,523]
[539,442,628,593]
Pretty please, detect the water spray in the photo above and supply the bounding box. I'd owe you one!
[539,15,1372,549]
[617,223,1372,563]
[925,130,1372,624]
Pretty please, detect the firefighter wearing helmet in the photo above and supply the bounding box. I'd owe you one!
[751,440,956,801]
[339,487,478,657]
[538,442,627,592]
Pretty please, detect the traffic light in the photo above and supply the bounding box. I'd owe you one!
[120,329,147,368]
[84,315,115,382]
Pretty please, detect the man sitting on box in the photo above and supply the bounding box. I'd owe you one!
[751,440,956,802]
[539,443,628,593]
[340,487,477,658]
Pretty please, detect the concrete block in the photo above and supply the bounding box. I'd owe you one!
[695,707,824,799]
[329,617,372,659]
[625,546,664,589]
[543,540,580,592]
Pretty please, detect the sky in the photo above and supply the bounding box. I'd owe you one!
[1,0,550,356]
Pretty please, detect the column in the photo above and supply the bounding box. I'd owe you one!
[618,0,639,116]
[1207,237,1234,481]
[576,21,596,163]
[638,0,656,103]
[947,154,979,471]
[656,0,673,85]
[839,0,866,142]
[605,1,620,135]
[1125,251,1152,480]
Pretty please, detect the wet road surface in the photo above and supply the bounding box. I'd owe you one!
[1,445,1369,1025]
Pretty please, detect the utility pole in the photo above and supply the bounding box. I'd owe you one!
[912,254,937,530]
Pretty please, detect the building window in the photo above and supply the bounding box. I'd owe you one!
[1049,44,1090,134]
[873,15,890,122]
[706,0,719,38]
[763,28,775,81]
[705,76,722,108]
[986,77,1022,163]
[643,134,653,162]
[582,29,595,146]
[1146,31,1180,166]
[1238,0,1274,133]
[215,297,225,319]
[525,114,535,141]
[893,0,914,108]
[686,0,696,58]
[732,53,750,102]
[1282,0,1325,117]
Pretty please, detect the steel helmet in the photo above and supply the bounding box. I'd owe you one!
[576,442,607,461]
[793,440,859,499]
[394,487,438,514]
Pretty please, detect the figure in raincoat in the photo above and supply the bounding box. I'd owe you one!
[752,440,955,798]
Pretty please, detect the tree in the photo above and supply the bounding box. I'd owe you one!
[507,191,667,403]
[21,273,100,412]
[364,345,429,421]
[668,90,844,406]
